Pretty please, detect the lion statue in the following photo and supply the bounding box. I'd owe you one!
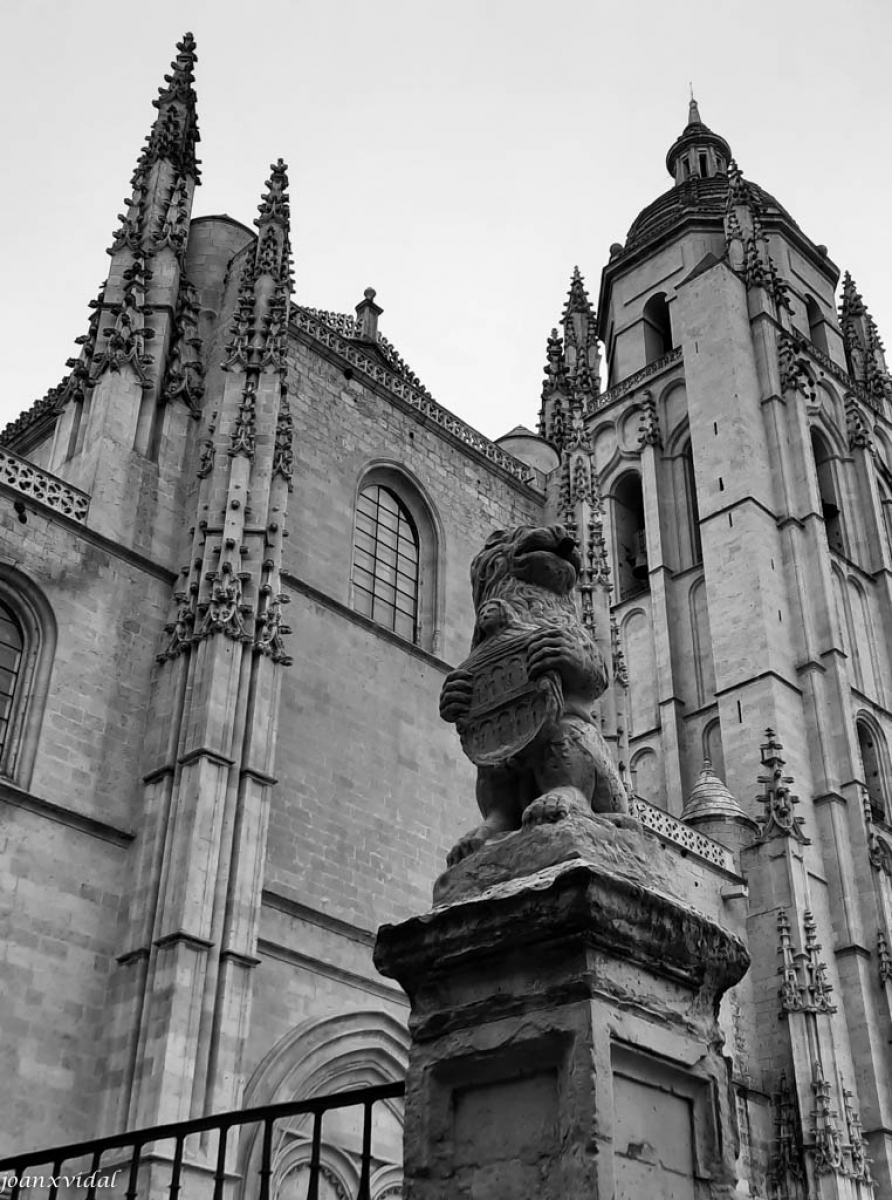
[439,523,629,866]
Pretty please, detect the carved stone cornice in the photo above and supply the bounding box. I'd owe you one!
[587,348,683,416]
[293,308,537,486]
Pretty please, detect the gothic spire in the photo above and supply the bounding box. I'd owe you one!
[839,271,892,407]
[59,33,202,419]
[223,159,294,377]
[561,266,601,402]
[138,31,201,183]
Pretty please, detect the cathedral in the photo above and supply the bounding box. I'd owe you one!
[1,30,891,1200]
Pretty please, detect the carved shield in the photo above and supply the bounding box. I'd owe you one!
[457,629,563,766]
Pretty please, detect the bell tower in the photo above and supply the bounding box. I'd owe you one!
[571,99,892,1196]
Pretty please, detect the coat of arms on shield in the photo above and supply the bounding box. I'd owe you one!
[456,628,564,766]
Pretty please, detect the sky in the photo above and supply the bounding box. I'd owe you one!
[1,0,890,443]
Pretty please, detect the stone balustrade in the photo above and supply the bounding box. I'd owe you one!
[0,448,90,524]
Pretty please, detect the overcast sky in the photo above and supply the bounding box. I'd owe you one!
[1,0,890,443]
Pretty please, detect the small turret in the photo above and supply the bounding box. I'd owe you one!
[665,96,732,184]
[682,759,759,855]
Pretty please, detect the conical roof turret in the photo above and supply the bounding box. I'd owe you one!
[665,96,732,183]
[682,759,748,823]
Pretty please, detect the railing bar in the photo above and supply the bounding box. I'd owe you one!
[169,1137,184,1200]
[85,1150,102,1200]
[357,1101,373,1200]
[0,1081,406,1174]
[125,1143,141,1200]
[212,1126,228,1200]
[306,1110,323,1200]
[47,1158,62,1200]
[258,1118,274,1200]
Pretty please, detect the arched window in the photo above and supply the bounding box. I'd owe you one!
[0,567,56,788]
[353,485,420,642]
[643,294,673,364]
[806,295,828,354]
[613,472,649,600]
[857,718,888,823]
[703,718,725,782]
[350,466,441,652]
[681,440,702,566]
[0,602,24,763]
[811,429,845,554]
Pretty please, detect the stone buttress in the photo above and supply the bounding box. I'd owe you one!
[106,157,295,1130]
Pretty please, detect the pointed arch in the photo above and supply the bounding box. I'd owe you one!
[690,578,716,707]
[0,564,57,788]
[855,714,889,824]
[611,470,648,599]
[805,295,829,354]
[702,718,725,781]
[810,426,846,555]
[239,1010,408,1200]
[620,607,657,735]
[643,293,673,363]
[630,745,663,808]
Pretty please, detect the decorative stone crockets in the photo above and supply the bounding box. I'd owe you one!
[840,272,892,410]
[62,33,202,417]
[724,160,792,318]
[755,728,809,842]
[538,266,600,449]
[157,160,294,666]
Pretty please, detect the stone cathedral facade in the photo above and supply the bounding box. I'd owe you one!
[1,32,891,1200]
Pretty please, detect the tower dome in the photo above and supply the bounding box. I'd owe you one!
[621,99,798,257]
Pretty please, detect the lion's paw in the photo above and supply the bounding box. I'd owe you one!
[522,786,590,828]
[446,826,489,868]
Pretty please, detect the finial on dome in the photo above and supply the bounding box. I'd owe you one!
[688,88,702,127]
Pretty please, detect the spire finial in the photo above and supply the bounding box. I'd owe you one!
[688,86,701,126]
[138,31,201,182]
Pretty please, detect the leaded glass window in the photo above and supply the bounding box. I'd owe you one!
[353,485,420,643]
[0,602,23,760]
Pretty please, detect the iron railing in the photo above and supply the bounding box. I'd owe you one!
[0,1081,405,1200]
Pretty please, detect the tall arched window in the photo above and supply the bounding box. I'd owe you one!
[0,602,24,763]
[353,484,420,642]
[613,472,649,600]
[811,429,845,554]
[0,566,56,788]
[857,718,889,823]
[681,440,702,566]
[643,294,673,364]
[806,295,828,354]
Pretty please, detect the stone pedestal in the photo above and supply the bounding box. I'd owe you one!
[374,814,749,1200]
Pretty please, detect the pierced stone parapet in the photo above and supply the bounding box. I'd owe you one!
[0,449,90,523]
[632,795,737,872]
[587,348,683,416]
[292,309,540,489]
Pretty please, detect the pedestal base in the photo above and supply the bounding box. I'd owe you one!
[374,814,749,1200]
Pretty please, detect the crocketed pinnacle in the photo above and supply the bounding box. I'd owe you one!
[255,159,291,231]
[562,266,596,322]
[137,32,201,182]
[254,159,294,289]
